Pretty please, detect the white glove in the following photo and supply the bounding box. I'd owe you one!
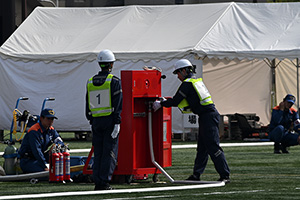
[111,124,120,139]
[153,100,162,112]
[160,97,166,102]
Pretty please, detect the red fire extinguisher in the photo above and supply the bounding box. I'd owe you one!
[49,145,60,183]
[63,145,72,182]
[57,146,64,183]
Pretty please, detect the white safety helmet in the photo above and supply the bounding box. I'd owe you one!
[173,59,193,74]
[97,49,116,63]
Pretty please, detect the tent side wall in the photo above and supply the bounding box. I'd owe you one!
[276,59,300,111]
[203,58,272,126]
[0,58,98,131]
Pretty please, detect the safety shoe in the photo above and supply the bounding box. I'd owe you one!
[274,142,281,154]
[281,145,289,154]
[218,177,230,184]
[94,184,113,190]
[186,175,200,181]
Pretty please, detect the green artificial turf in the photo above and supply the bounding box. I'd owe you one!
[1,133,300,199]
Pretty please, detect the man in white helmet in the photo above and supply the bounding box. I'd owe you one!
[153,59,230,184]
[85,49,123,190]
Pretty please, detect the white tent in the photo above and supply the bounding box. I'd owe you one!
[1,2,300,132]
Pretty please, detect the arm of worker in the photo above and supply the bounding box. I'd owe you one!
[153,83,187,112]
[50,128,64,146]
[270,107,284,126]
[85,89,93,124]
[293,112,300,133]
[161,83,187,107]
[111,76,123,139]
[111,76,123,125]
[27,131,48,170]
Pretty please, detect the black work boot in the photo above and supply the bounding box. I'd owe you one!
[218,176,230,184]
[186,174,200,181]
[281,144,289,154]
[274,142,281,154]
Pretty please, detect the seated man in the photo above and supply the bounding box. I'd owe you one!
[268,94,300,154]
[18,108,64,173]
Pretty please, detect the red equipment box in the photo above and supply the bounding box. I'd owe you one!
[83,70,172,181]
[114,70,172,176]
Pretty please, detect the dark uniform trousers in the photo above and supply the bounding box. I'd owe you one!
[193,110,230,178]
[92,118,119,186]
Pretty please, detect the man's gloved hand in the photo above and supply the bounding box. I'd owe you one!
[111,124,120,139]
[159,97,166,102]
[153,100,162,112]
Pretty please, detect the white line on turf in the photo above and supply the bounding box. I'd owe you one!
[201,189,265,195]
[0,182,225,200]
[100,195,175,200]
[0,142,274,156]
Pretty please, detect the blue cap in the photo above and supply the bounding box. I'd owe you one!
[41,108,57,119]
[284,94,296,104]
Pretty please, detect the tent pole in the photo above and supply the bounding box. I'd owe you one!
[297,58,299,114]
[271,59,276,110]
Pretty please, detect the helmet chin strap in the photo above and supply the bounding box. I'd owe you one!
[179,69,188,79]
[108,63,113,72]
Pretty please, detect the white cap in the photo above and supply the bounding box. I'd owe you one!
[97,49,116,63]
[173,59,193,74]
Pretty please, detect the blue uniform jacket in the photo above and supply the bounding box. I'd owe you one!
[18,122,64,169]
[269,106,300,133]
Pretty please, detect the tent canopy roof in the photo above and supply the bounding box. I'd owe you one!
[1,2,300,62]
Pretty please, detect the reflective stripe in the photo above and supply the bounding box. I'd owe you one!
[200,97,212,105]
[91,108,114,115]
[87,80,93,84]
[113,89,122,96]
[178,90,187,98]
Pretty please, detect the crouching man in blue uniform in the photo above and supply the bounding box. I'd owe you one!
[153,59,230,184]
[18,108,64,173]
[269,94,300,154]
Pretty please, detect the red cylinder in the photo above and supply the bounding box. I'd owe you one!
[58,152,64,182]
[49,151,60,183]
[63,150,71,182]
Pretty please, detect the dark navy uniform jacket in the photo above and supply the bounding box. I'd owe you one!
[18,122,63,169]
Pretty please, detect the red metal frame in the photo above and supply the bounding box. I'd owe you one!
[83,70,172,177]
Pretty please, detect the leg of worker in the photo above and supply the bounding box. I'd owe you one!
[268,125,285,143]
[274,142,281,154]
[192,121,209,179]
[20,158,45,173]
[281,132,300,147]
[98,127,119,184]
[201,111,230,179]
[92,126,104,187]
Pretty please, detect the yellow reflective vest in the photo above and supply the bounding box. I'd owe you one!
[178,78,213,113]
[87,74,114,117]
